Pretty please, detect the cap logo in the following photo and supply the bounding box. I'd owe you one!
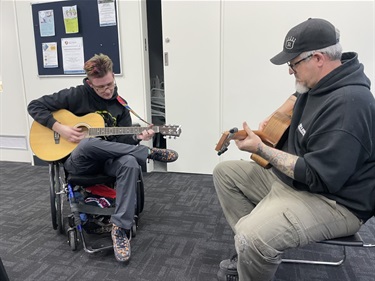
[285,36,296,50]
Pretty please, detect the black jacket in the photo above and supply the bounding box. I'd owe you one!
[274,52,375,221]
[28,78,139,145]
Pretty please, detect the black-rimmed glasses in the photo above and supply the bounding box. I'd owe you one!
[91,80,116,93]
[287,54,313,72]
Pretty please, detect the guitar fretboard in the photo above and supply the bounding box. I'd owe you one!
[89,126,161,137]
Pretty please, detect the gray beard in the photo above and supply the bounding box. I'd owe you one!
[295,81,310,94]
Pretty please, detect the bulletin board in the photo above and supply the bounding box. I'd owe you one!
[31,0,121,76]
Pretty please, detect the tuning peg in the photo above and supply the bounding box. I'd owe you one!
[218,148,228,156]
[229,127,238,134]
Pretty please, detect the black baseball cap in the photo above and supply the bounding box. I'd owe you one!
[270,18,339,65]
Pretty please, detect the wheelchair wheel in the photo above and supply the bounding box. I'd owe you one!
[67,228,78,251]
[132,221,137,238]
[136,170,145,214]
[49,162,64,234]
[49,163,58,230]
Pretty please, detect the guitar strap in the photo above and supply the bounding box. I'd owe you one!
[117,95,152,126]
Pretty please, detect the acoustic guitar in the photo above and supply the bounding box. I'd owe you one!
[29,109,182,162]
[215,111,291,169]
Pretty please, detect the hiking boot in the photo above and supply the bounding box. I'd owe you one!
[111,224,131,263]
[217,254,238,281]
[148,148,178,163]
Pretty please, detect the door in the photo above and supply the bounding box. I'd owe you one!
[161,0,221,174]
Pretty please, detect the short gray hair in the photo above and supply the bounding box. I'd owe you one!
[301,42,342,61]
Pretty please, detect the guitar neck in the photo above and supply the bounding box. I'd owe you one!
[230,130,275,147]
[89,126,160,137]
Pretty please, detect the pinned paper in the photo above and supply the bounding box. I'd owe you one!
[42,42,58,68]
[63,5,79,34]
[38,10,55,37]
[61,37,85,74]
[98,0,117,27]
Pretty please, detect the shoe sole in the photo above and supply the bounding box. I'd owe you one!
[113,246,131,263]
[217,268,238,281]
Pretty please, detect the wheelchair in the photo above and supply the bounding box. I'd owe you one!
[48,160,144,254]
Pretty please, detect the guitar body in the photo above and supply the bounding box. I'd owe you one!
[30,109,181,162]
[30,110,105,162]
[215,111,292,168]
[251,111,291,168]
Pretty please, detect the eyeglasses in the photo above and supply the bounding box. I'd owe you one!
[91,80,116,93]
[287,54,313,72]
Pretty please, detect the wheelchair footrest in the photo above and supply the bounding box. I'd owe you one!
[71,202,115,216]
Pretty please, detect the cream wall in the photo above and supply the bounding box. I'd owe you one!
[218,0,375,163]
[0,0,151,164]
[161,0,374,174]
[1,0,374,174]
[0,0,31,162]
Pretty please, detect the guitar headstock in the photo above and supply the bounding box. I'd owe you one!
[215,127,239,155]
[159,125,182,138]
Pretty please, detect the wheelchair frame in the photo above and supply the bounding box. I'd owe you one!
[48,161,144,253]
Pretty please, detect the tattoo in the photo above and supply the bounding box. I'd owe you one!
[256,143,298,179]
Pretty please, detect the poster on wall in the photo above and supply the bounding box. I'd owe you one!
[62,5,79,33]
[42,42,58,68]
[32,0,121,76]
[61,37,85,74]
[98,0,117,27]
[38,9,55,37]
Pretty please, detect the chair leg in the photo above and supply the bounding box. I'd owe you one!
[282,245,346,266]
[0,258,10,281]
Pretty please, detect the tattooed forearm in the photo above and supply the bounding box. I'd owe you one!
[256,143,298,179]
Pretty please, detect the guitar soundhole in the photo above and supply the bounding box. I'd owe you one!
[77,125,89,137]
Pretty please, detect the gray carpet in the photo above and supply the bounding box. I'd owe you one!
[0,161,374,281]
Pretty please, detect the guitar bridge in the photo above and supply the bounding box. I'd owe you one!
[54,131,60,144]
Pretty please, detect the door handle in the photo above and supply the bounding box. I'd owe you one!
[164,52,169,66]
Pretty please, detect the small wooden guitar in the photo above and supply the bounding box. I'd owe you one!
[30,109,182,162]
[215,111,291,169]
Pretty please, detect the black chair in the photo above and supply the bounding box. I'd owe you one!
[48,161,144,254]
[0,257,10,281]
[282,229,375,266]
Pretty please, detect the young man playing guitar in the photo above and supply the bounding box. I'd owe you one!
[28,53,178,263]
[214,18,375,281]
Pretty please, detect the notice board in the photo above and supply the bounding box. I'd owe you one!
[31,0,121,76]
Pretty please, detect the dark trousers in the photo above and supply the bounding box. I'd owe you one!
[64,138,148,229]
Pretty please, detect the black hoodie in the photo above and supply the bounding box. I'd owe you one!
[273,52,375,221]
[28,78,138,145]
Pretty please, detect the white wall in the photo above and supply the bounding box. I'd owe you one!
[1,0,374,174]
[162,0,374,174]
[0,0,31,162]
[0,0,151,164]
[219,1,375,163]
